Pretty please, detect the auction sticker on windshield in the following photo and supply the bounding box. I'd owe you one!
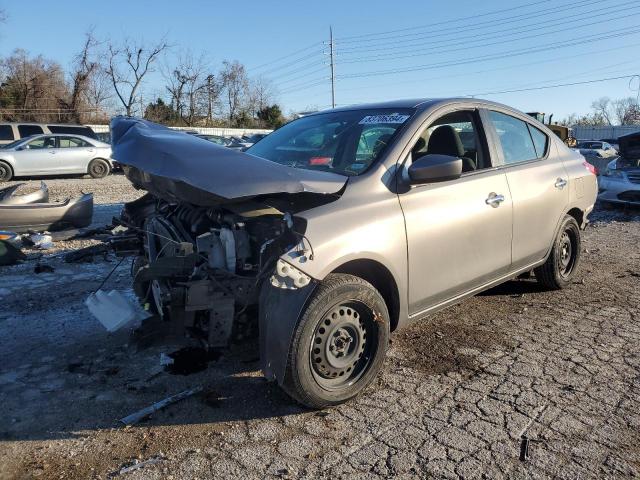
[359,113,410,125]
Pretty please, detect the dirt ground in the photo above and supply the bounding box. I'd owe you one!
[0,175,639,479]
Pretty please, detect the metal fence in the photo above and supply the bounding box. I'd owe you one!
[572,125,640,141]
[87,124,272,136]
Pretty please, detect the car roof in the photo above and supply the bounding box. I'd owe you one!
[309,97,522,115]
[20,133,103,142]
[0,122,92,127]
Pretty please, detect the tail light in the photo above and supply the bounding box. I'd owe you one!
[583,161,597,175]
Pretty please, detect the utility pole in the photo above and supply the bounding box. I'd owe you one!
[207,75,213,126]
[329,26,336,108]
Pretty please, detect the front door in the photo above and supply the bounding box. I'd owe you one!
[398,109,513,315]
[13,136,57,175]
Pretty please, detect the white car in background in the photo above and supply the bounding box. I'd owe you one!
[0,134,113,182]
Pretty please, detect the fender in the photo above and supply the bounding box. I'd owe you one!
[259,280,318,384]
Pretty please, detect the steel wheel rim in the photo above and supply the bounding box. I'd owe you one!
[558,228,576,278]
[309,301,378,392]
[92,162,106,176]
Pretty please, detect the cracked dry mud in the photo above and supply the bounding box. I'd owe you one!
[0,175,639,479]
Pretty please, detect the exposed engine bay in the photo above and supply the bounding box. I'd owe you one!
[114,191,318,349]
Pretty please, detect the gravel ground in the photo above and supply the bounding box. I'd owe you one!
[0,175,639,479]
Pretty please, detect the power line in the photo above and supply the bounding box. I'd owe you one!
[247,42,323,72]
[334,41,640,95]
[335,0,556,42]
[470,74,638,96]
[337,26,640,80]
[337,0,638,62]
[338,0,605,52]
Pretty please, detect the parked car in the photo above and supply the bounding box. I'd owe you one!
[0,122,97,145]
[195,134,232,146]
[597,130,640,206]
[111,98,597,408]
[0,134,113,181]
[576,140,618,156]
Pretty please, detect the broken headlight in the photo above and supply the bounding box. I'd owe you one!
[270,258,311,290]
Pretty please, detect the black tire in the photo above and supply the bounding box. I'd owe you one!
[282,273,390,408]
[88,158,110,179]
[0,161,13,182]
[534,215,581,290]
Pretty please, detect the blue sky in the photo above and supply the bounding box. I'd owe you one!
[1,0,639,119]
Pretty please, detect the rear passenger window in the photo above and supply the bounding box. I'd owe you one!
[18,125,44,137]
[58,137,90,148]
[528,125,548,158]
[489,111,539,164]
[0,125,14,141]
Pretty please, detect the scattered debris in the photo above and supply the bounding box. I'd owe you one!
[164,347,219,375]
[0,181,48,205]
[110,455,166,477]
[520,435,530,461]
[202,389,223,408]
[0,193,93,233]
[64,243,110,263]
[0,239,26,266]
[119,386,203,425]
[34,263,55,274]
[28,233,53,249]
[85,289,150,332]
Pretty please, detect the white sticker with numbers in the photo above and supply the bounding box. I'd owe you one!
[359,113,410,125]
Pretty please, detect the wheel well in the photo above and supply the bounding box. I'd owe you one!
[332,259,400,331]
[0,159,13,174]
[566,207,584,228]
[88,158,111,171]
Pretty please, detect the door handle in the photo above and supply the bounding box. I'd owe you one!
[485,192,505,207]
[555,178,567,189]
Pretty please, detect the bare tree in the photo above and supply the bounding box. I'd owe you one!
[0,49,68,122]
[202,74,222,126]
[612,97,640,125]
[247,76,275,124]
[105,38,169,116]
[590,97,614,126]
[163,51,208,125]
[84,68,113,118]
[60,31,99,123]
[220,60,248,124]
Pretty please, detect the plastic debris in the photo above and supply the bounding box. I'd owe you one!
[119,386,203,425]
[111,455,166,476]
[85,289,150,332]
[29,233,53,249]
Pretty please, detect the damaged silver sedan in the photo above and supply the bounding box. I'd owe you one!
[110,98,597,408]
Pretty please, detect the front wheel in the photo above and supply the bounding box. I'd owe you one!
[0,161,13,182]
[534,215,581,289]
[282,274,390,408]
[88,159,110,179]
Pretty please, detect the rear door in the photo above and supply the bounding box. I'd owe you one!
[55,136,94,173]
[485,110,569,269]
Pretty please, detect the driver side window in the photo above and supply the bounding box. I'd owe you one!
[411,110,489,173]
[26,136,56,149]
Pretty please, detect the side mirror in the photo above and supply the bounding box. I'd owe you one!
[408,154,463,184]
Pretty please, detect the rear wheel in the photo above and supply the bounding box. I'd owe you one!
[0,161,13,182]
[88,159,110,179]
[282,274,390,408]
[535,215,581,289]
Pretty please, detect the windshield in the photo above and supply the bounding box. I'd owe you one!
[246,108,414,176]
[0,137,31,149]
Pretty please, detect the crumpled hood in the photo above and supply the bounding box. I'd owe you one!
[110,117,347,203]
